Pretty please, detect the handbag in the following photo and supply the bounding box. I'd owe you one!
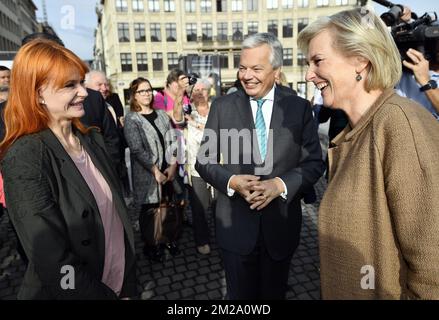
[152,181,184,244]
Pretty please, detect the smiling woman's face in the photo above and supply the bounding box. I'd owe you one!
[305,29,361,108]
[39,70,88,122]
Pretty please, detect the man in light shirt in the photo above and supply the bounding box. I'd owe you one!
[195,33,324,300]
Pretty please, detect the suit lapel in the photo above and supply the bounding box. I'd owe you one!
[39,129,100,213]
[236,91,255,131]
[267,88,285,161]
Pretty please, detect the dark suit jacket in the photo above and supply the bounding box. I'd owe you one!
[1,128,136,299]
[195,87,324,260]
[81,88,121,168]
[0,100,6,141]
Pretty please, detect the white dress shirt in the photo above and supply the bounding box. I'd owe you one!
[226,85,288,200]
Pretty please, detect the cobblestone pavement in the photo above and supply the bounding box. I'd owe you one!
[0,125,329,300]
[0,177,325,300]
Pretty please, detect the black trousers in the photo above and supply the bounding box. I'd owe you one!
[221,229,292,300]
[187,176,216,246]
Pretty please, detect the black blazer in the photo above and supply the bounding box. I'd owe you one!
[195,88,324,260]
[1,128,136,299]
[0,100,6,141]
[81,88,121,168]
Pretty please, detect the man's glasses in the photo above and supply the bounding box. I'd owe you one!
[136,89,153,96]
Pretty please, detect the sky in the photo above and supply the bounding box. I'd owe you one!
[32,0,438,61]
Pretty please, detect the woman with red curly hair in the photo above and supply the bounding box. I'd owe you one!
[0,39,136,300]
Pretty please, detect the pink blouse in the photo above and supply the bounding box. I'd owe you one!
[70,147,126,296]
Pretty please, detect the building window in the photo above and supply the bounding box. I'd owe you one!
[136,53,148,71]
[297,0,309,8]
[185,0,196,12]
[120,53,132,72]
[336,0,348,5]
[118,23,130,42]
[168,52,179,70]
[116,0,128,12]
[267,0,278,9]
[247,0,258,11]
[233,52,240,68]
[231,0,242,11]
[316,0,329,6]
[283,19,293,38]
[166,23,177,41]
[132,0,144,11]
[232,22,243,41]
[298,18,308,33]
[150,23,161,41]
[164,0,175,12]
[267,20,278,37]
[200,0,212,13]
[217,22,228,41]
[148,0,160,12]
[282,0,293,8]
[202,23,213,41]
[283,48,293,66]
[186,23,197,41]
[297,81,307,98]
[220,54,229,69]
[216,0,227,12]
[152,53,163,71]
[134,23,146,42]
[247,21,258,35]
[297,52,306,66]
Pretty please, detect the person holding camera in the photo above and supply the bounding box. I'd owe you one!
[154,69,191,126]
[393,6,439,120]
[298,8,439,299]
[395,48,439,120]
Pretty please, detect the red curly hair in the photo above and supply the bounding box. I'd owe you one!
[0,39,89,158]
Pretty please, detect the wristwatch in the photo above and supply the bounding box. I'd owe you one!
[419,79,438,92]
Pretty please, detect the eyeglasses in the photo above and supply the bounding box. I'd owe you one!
[136,89,153,96]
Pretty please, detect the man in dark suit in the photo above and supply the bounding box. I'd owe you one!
[81,88,121,169]
[195,33,324,299]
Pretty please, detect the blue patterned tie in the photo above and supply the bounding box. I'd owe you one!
[255,98,267,160]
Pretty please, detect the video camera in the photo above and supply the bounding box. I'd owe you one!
[374,0,439,65]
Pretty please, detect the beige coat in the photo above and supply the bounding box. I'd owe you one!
[319,89,439,299]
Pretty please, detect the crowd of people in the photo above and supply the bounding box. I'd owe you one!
[0,6,438,300]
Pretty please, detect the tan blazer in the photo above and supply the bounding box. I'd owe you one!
[319,89,439,299]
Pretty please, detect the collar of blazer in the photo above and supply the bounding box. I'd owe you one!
[38,128,135,253]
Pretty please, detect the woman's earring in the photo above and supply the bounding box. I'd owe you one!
[40,99,46,105]
[356,74,362,82]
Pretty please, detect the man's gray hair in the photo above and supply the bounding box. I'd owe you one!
[85,70,107,84]
[242,32,283,69]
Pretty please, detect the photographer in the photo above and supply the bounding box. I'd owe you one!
[154,69,191,126]
[389,5,439,119]
[396,47,439,119]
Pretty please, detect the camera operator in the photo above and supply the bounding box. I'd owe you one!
[394,7,439,120]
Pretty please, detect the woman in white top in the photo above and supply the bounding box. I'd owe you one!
[185,79,216,255]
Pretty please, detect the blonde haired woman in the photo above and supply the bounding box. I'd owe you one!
[298,8,439,299]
